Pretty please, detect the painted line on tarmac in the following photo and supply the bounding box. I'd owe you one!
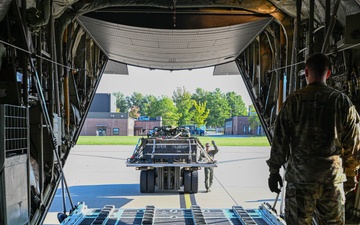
[180,192,186,208]
[179,192,197,208]
[190,193,197,206]
[185,193,192,208]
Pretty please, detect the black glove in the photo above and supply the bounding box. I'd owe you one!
[268,172,283,194]
[211,140,215,145]
[344,176,358,194]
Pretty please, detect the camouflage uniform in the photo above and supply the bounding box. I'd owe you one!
[199,143,219,191]
[267,82,360,225]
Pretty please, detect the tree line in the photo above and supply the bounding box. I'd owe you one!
[113,87,260,129]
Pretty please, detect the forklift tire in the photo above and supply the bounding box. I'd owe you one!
[140,170,148,193]
[147,169,156,193]
[191,171,198,193]
[184,170,198,193]
[183,171,191,193]
[140,170,156,193]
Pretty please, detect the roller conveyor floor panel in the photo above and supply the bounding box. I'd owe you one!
[60,203,285,225]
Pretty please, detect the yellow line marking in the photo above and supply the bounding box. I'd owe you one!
[184,193,191,209]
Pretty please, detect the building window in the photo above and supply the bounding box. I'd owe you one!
[113,128,119,135]
[243,125,246,133]
[97,128,106,136]
[225,121,232,128]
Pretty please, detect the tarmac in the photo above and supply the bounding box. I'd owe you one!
[43,144,281,224]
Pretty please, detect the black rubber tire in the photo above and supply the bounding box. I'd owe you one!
[147,169,155,193]
[140,170,148,193]
[183,170,191,193]
[183,170,199,193]
[191,170,199,193]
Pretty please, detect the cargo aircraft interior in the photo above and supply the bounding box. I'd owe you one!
[0,0,360,224]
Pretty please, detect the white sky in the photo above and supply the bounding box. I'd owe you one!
[96,65,252,107]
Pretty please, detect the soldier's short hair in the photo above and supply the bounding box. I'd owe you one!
[305,53,331,78]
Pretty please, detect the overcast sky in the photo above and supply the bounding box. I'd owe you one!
[96,65,252,107]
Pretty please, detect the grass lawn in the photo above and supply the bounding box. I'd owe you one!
[76,135,270,146]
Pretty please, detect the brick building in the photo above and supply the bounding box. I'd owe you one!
[80,112,135,136]
[224,116,263,135]
[80,93,162,136]
[134,116,162,136]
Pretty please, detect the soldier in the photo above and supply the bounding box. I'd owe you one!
[199,140,219,192]
[266,53,360,225]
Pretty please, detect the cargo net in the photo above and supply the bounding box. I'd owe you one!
[128,126,213,164]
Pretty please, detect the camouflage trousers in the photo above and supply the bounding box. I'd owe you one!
[204,167,214,190]
[285,182,345,225]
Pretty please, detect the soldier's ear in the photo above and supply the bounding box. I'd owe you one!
[326,69,331,79]
[305,68,309,78]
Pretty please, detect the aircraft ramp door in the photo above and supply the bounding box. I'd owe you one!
[60,202,285,225]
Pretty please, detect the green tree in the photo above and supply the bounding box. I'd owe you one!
[248,105,261,134]
[226,91,247,116]
[205,88,231,127]
[142,94,157,116]
[112,92,128,112]
[172,87,194,125]
[191,88,209,104]
[192,100,210,127]
[126,92,146,114]
[147,96,180,126]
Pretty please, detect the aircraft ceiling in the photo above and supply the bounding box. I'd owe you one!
[1,0,360,70]
[79,16,272,70]
[74,0,359,70]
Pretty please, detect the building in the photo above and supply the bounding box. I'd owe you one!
[89,93,117,112]
[81,112,134,136]
[224,116,264,135]
[134,116,162,136]
[80,93,162,136]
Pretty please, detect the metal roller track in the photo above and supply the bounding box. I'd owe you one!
[60,202,286,225]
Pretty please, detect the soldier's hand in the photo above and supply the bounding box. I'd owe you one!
[344,176,358,194]
[211,140,215,145]
[268,172,283,194]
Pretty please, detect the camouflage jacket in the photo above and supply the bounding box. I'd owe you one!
[199,145,219,161]
[267,82,360,183]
